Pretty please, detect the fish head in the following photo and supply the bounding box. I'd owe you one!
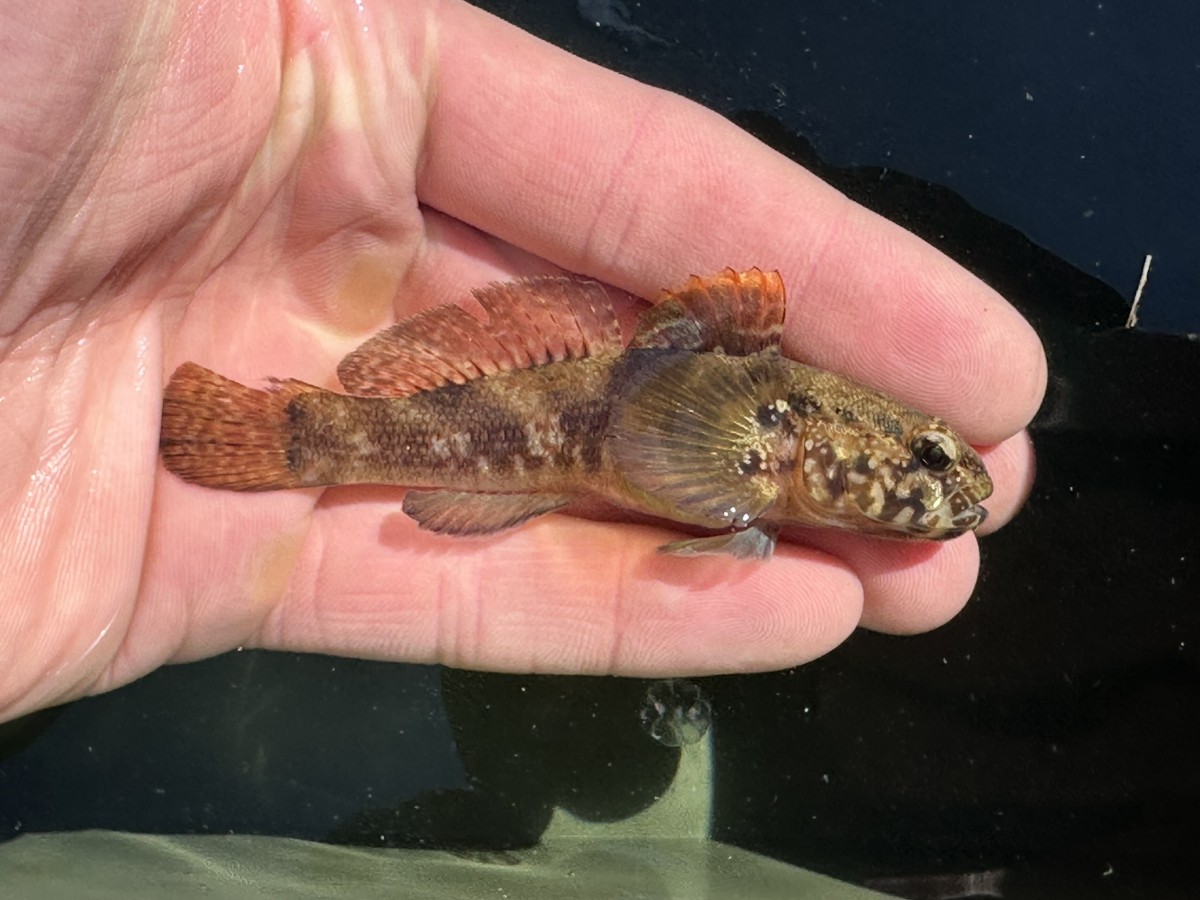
[785,371,993,540]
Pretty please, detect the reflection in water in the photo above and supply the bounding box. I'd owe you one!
[639,679,713,747]
[864,868,1006,899]
[576,0,668,47]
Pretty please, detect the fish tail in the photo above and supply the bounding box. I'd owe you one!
[159,362,317,491]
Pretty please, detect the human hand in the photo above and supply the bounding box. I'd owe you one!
[0,0,1044,722]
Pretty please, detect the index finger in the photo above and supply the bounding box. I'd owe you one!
[417,2,1045,445]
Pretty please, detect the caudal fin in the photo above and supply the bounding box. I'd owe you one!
[159,362,317,491]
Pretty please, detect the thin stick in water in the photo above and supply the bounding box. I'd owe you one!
[1125,253,1153,329]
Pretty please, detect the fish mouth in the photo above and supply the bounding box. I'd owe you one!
[952,504,988,530]
[917,501,988,540]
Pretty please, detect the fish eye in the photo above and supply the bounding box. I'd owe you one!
[911,432,957,472]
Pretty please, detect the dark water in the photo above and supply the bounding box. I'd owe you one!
[542,0,1200,336]
[3,3,1197,898]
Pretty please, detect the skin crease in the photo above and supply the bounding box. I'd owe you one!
[0,0,1045,723]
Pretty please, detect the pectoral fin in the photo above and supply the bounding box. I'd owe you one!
[609,351,786,529]
[658,525,779,560]
[630,268,786,354]
[402,490,570,536]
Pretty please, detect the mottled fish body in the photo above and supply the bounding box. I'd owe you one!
[160,270,992,558]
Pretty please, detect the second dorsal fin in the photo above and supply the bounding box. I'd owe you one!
[337,275,624,397]
[630,268,786,355]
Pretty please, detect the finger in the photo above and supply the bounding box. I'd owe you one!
[404,207,572,311]
[976,429,1038,535]
[419,2,1045,445]
[256,490,865,676]
[407,209,647,334]
[800,528,982,635]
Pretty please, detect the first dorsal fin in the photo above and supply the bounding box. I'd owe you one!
[337,275,624,398]
[630,268,786,355]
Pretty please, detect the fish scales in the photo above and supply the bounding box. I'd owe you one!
[282,357,616,491]
[160,269,993,560]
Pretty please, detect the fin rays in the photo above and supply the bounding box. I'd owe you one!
[402,490,570,536]
[337,276,623,398]
[609,351,787,529]
[159,362,314,490]
[631,268,786,354]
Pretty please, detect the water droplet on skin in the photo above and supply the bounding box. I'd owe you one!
[639,679,713,747]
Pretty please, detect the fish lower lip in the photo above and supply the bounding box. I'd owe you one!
[953,505,987,528]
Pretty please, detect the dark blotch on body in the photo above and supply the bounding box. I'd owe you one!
[756,404,783,428]
[873,413,904,439]
[559,400,609,472]
[478,410,530,473]
[608,347,686,390]
[738,448,765,475]
[410,380,471,414]
[405,385,527,474]
[285,399,306,472]
[789,391,821,415]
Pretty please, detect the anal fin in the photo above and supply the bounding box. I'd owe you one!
[402,490,570,537]
[658,525,779,560]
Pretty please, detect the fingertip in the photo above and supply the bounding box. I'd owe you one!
[867,535,980,634]
[283,502,869,677]
[944,286,1048,446]
[794,204,1048,446]
[800,531,981,636]
[611,538,865,675]
[976,429,1038,535]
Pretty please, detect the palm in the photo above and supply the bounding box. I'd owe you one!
[1,0,1043,722]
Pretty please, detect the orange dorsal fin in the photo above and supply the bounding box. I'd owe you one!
[629,268,786,355]
[336,275,624,398]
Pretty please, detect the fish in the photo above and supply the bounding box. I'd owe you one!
[159,268,993,559]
